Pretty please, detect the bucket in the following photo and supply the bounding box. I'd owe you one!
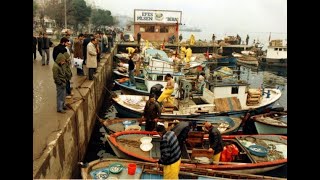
[127,163,136,175]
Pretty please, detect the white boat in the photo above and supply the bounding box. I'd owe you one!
[112,80,282,118]
[259,40,287,67]
[251,111,287,134]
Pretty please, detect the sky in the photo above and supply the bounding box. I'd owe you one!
[92,0,287,43]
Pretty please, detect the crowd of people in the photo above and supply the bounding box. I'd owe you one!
[33,30,118,113]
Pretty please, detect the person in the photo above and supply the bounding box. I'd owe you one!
[196,72,206,93]
[185,46,192,64]
[246,34,249,45]
[62,51,73,99]
[52,53,67,113]
[33,35,37,60]
[73,33,85,76]
[157,74,175,105]
[132,51,141,76]
[128,56,136,86]
[40,32,53,65]
[156,124,181,179]
[52,37,69,62]
[204,121,224,164]
[37,32,43,57]
[141,94,161,131]
[212,34,216,43]
[126,47,136,55]
[87,37,98,80]
[179,34,183,42]
[171,121,193,148]
[137,32,141,45]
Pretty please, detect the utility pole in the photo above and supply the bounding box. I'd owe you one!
[64,0,67,29]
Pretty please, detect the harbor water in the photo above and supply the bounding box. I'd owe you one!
[81,64,287,178]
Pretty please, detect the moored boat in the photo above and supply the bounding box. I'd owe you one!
[251,111,287,134]
[99,116,242,135]
[106,131,287,174]
[80,158,285,179]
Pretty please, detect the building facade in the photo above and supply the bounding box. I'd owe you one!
[134,9,182,43]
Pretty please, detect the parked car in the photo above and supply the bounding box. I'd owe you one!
[123,33,134,42]
[46,28,53,35]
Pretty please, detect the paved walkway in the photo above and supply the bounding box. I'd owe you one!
[33,48,110,163]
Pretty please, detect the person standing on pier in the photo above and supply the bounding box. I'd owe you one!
[179,34,183,42]
[40,32,53,65]
[156,123,181,179]
[212,33,216,43]
[52,53,67,113]
[33,35,37,60]
[142,94,161,131]
[87,37,98,80]
[246,34,249,45]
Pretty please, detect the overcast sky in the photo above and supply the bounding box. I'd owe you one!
[92,0,286,42]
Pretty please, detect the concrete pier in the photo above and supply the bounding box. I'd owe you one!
[33,47,116,179]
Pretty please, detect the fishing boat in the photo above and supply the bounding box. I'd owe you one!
[233,52,259,66]
[106,131,287,174]
[251,111,287,135]
[112,84,282,118]
[259,40,287,67]
[98,116,242,135]
[80,158,285,179]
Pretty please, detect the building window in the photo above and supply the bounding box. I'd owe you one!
[279,48,282,51]
[160,26,169,33]
[139,27,145,32]
[140,25,155,33]
[231,86,239,94]
[274,48,278,51]
[283,48,287,51]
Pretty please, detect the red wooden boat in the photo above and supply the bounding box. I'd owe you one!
[107,131,287,174]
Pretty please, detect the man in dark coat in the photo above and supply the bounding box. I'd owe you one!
[137,32,141,45]
[204,121,224,164]
[142,94,161,131]
[52,37,69,62]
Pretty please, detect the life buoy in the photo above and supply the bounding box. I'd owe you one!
[280,59,285,63]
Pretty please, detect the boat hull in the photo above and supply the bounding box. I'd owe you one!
[106,132,287,175]
[114,80,150,96]
[254,121,287,135]
[217,56,237,64]
[259,57,287,67]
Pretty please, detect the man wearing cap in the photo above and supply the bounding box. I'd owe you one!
[156,124,181,179]
[52,53,67,113]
